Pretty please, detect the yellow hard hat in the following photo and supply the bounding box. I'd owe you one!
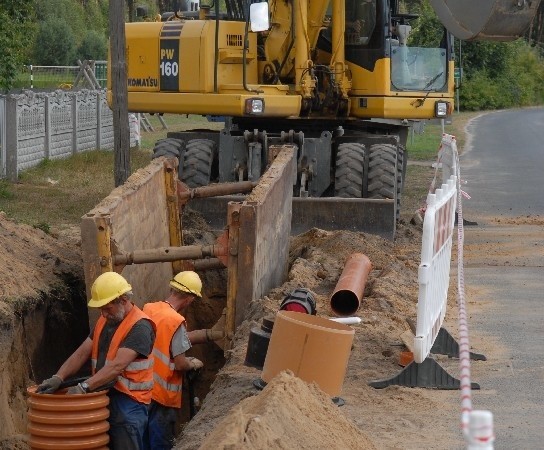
[88,272,132,308]
[170,271,202,298]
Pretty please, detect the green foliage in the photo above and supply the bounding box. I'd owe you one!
[34,18,76,65]
[458,41,513,78]
[0,180,14,199]
[407,1,444,47]
[459,40,544,111]
[459,71,504,111]
[0,0,36,91]
[78,30,108,61]
[36,0,86,41]
[33,222,51,234]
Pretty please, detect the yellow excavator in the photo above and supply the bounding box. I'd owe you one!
[110,0,539,233]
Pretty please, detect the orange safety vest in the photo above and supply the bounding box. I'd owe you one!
[143,301,185,408]
[91,304,155,404]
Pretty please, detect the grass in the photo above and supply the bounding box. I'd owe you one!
[400,111,483,219]
[0,114,224,230]
[406,111,481,160]
[0,111,480,230]
[0,149,152,230]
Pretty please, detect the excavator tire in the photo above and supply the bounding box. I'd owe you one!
[182,139,217,188]
[334,142,365,198]
[367,143,399,217]
[151,138,185,177]
[397,145,407,219]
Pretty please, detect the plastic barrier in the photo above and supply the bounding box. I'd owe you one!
[413,173,457,363]
[369,134,494,446]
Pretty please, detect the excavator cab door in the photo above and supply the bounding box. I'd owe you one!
[430,0,541,41]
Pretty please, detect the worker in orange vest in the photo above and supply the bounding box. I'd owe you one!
[37,272,156,450]
[142,270,224,450]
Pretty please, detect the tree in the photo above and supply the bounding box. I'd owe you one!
[0,0,36,91]
[78,30,107,61]
[407,1,443,47]
[34,18,76,65]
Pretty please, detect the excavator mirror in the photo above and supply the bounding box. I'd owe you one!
[430,0,541,41]
[250,2,270,32]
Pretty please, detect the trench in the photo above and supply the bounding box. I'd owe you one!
[0,267,226,449]
[0,274,89,449]
[174,267,227,425]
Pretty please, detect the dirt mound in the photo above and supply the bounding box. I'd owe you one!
[0,214,86,448]
[0,212,82,303]
[176,223,464,450]
[199,370,376,449]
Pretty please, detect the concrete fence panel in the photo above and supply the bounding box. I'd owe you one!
[1,89,137,181]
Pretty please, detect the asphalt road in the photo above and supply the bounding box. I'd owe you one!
[458,108,544,449]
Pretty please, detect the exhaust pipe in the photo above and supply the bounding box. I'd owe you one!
[330,253,371,316]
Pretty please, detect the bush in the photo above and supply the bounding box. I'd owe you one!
[34,18,76,65]
[459,71,502,111]
[459,40,544,111]
[78,30,107,61]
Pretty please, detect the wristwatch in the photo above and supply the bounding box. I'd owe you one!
[79,382,90,393]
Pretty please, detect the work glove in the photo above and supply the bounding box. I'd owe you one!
[187,357,204,371]
[205,329,225,342]
[36,374,63,394]
[66,383,87,395]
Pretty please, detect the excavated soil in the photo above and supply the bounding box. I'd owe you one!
[0,213,88,449]
[175,221,465,450]
[0,184,467,449]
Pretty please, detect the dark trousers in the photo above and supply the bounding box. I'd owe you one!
[108,390,149,450]
[144,400,178,450]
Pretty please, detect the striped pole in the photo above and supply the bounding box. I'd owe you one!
[30,65,33,89]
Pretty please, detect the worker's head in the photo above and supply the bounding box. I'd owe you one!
[88,272,133,323]
[169,271,202,306]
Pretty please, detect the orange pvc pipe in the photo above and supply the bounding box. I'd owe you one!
[330,253,371,316]
[261,311,354,397]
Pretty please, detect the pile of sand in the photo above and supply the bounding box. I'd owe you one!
[199,370,376,450]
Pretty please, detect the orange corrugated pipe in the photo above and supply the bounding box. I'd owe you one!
[330,253,371,316]
[27,386,110,450]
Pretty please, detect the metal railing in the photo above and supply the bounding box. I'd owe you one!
[20,61,107,90]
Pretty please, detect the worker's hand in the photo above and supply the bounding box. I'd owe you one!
[205,329,225,342]
[66,383,86,395]
[187,357,204,371]
[36,374,63,394]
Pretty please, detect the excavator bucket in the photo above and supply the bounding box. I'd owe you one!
[430,0,541,41]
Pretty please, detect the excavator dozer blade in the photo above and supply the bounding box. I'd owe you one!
[187,196,396,240]
[430,0,541,41]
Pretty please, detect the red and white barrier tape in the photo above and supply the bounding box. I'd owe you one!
[456,160,494,449]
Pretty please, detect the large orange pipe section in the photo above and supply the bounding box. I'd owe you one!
[330,253,372,316]
[27,386,110,449]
